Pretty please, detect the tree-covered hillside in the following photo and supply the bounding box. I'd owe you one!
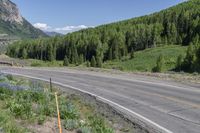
[7,0,200,72]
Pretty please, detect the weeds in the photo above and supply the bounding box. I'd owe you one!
[0,74,115,132]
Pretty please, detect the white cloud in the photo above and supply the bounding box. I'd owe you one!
[33,23,51,30]
[33,23,93,34]
[55,25,90,32]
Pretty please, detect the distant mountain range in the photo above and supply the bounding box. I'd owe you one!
[45,31,63,37]
[0,0,47,39]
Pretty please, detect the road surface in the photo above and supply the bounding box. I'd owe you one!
[1,67,200,133]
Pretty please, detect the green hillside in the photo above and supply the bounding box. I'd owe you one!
[7,0,200,72]
[103,45,188,72]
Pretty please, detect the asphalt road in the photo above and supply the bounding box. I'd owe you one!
[1,67,200,133]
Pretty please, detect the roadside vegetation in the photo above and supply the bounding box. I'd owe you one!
[0,74,116,133]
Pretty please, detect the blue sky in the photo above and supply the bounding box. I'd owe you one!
[11,0,186,34]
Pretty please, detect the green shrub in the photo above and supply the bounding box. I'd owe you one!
[86,61,91,67]
[77,127,92,133]
[60,102,80,120]
[6,75,14,81]
[31,62,42,67]
[64,119,79,131]
[37,115,46,125]
[8,99,33,119]
[0,111,27,133]
[0,87,13,100]
[88,116,114,133]
[152,54,164,72]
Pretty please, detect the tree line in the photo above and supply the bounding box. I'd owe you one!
[6,0,200,72]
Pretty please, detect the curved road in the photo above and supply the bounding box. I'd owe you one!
[1,67,200,133]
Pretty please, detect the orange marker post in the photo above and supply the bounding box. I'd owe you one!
[55,92,62,133]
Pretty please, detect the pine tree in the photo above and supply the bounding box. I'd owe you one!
[130,48,135,59]
[96,57,103,68]
[176,54,183,71]
[74,48,79,64]
[170,23,177,44]
[152,54,164,72]
[63,56,69,66]
[47,44,54,61]
[196,47,200,72]
[182,44,195,72]
[22,48,28,59]
[91,56,96,67]
[79,54,84,65]
[108,48,113,60]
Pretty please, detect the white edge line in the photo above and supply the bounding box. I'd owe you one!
[1,71,173,133]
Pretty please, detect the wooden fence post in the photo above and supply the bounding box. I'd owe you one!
[50,78,52,92]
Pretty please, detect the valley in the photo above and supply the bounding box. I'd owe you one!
[0,0,200,133]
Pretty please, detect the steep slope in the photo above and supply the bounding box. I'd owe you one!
[0,0,47,39]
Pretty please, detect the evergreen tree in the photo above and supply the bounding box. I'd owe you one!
[176,54,183,71]
[182,44,195,72]
[96,57,103,68]
[63,56,69,66]
[196,47,200,72]
[130,48,135,59]
[170,23,177,44]
[47,44,54,61]
[152,54,164,72]
[79,54,84,65]
[91,56,96,67]
[22,48,28,59]
[108,48,113,60]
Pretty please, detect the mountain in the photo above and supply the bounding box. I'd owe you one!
[0,0,47,39]
[45,31,63,37]
[7,0,200,72]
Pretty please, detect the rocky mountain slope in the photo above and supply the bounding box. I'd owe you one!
[0,0,47,39]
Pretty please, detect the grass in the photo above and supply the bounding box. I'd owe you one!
[29,59,64,67]
[103,45,188,72]
[0,74,115,133]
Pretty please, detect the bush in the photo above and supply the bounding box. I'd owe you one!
[64,119,79,131]
[6,75,14,81]
[152,54,164,72]
[8,99,33,119]
[0,87,13,100]
[77,127,92,133]
[60,102,80,120]
[31,62,42,67]
[88,116,114,133]
[86,61,91,67]
[37,115,46,125]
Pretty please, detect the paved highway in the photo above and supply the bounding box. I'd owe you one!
[1,67,200,133]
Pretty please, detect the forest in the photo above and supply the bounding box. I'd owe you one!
[6,0,200,72]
